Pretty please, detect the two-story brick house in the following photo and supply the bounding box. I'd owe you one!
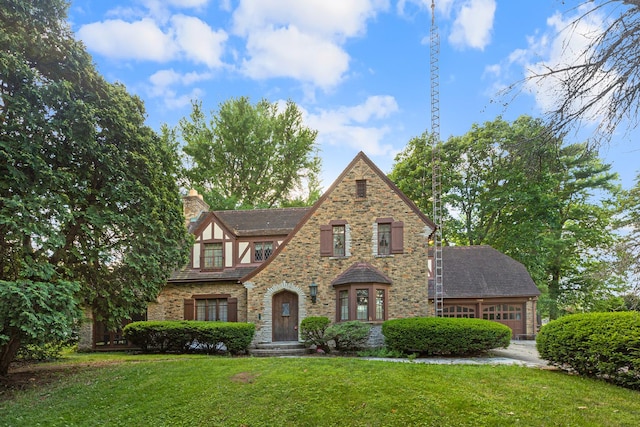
[80,152,539,350]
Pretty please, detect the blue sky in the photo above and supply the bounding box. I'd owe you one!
[67,0,639,191]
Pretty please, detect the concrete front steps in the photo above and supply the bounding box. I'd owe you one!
[249,341,308,357]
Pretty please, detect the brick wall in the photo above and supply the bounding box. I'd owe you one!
[247,156,434,342]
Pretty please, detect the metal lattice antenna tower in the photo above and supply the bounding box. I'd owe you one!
[430,0,444,317]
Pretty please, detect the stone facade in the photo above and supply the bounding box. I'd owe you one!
[245,154,434,342]
[148,282,248,322]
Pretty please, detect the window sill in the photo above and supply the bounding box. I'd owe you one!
[375,254,394,258]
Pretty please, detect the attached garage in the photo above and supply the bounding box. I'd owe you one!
[434,246,540,338]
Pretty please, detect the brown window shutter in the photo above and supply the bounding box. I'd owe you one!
[183,299,195,320]
[227,298,238,322]
[391,221,404,254]
[320,225,332,256]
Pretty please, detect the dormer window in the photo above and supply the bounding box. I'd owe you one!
[356,179,367,198]
[254,241,273,262]
[202,242,223,269]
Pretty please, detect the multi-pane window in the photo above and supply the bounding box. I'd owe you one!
[377,223,391,255]
[336,285,387,322]
[356,179,367,198]
[356,289,369,320]
[203,243,223,269]
[196,298,228,321]
[333,225,345,257]
[443,305,476,318]
[254,241,273,262]
[483,304,522,321]
[376,289,385,320]
[339,290,349,321]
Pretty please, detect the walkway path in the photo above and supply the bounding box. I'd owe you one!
[363,340,549,368]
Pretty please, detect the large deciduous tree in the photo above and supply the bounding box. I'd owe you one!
[174,97,321,210]
[391,116,621,319]
[0,0,190,374]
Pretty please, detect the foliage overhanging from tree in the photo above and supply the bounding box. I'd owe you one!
[390,116,622,319]
[173,97,321,210]
[510,0,640,143]
[0,0,190,374]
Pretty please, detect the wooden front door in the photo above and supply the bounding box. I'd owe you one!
[272,291,299,342]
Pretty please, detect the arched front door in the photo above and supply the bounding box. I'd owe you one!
[272,290,299,341]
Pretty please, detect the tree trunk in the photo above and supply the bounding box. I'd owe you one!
[548,269,561,320]
[0,333,21,376]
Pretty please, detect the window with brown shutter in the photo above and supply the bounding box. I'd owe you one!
[391,221,404,254]
[184,295,238,322]
[320,225,332,256]
[184,299,195,320]
[321,220,349,257]
[376,218,403,255]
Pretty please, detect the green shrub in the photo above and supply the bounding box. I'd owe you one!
[300,316,331,352]
[382,317,511,356]
[326,321,371,352]
[16,341,67,362]
[536,312,640,390]
[123,321,255,355]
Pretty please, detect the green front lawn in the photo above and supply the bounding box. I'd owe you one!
[1,354,639,426]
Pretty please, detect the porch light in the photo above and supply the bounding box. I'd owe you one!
[309,280,318,304]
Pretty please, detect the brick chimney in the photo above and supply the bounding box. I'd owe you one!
[182,189,209,227]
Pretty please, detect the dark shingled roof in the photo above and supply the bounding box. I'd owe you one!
[332,262,393,286]
[168,266,256,283]
[215,207,311,237]
[430,246,541,299]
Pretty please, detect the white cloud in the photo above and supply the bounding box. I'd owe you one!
[77,18,177,61]
[77,15,227,69]
[148,69,212,108]
[304,96,399,155]
[448,0,496,50]
[232,0,388,39]
[232,0,388,89]
[242,26,350,89]
[397,0,454,18]
[171,15,227,68]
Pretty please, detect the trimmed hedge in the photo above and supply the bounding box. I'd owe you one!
[536,312,640,390]
[382,317,511,356]
[123,321,255,355]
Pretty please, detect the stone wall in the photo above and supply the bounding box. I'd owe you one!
[149,282,248,322]
[247,156,434,342]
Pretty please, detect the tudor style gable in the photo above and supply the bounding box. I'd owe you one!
[170,206,311,283]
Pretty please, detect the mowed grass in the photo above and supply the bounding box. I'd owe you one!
[1,353,640,427]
